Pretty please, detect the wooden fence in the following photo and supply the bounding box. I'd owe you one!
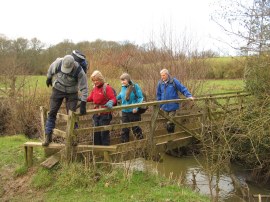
[24,91,250,167]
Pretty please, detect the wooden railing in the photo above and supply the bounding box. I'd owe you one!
[25,91,251,166]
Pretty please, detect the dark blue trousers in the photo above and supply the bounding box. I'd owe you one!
[92,114,112,145]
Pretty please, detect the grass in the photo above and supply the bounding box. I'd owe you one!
[0,135,44,175]
[0,135,210,202]
[201,79,245,94]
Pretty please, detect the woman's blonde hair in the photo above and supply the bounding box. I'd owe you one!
[91,70,105,83]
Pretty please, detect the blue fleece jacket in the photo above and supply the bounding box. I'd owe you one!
[117,82,143,113]
[156,77,192,112]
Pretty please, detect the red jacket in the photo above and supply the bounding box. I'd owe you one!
[87,84,116,113]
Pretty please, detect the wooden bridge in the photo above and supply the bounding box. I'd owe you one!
[24,91,250,168]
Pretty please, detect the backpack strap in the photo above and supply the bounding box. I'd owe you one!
[55,60,82,81]
[169,78,177,91]
[72,65,82,81]
[102,83,109,100]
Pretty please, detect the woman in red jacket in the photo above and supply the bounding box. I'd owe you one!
[87,70,116,145]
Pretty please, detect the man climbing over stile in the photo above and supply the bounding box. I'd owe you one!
[43,55,88,146]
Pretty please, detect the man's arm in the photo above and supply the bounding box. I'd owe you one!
[174,78,192,98]
[77,71,89,102]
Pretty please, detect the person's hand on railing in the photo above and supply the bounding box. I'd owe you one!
[80,101,87,115]
[104,100,114,109]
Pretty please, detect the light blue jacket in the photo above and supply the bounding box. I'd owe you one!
[117,82,143,113]
[156,77,192,112]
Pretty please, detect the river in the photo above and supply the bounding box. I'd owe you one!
[122,154,270,202]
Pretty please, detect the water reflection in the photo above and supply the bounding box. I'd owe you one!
[121,154,270,202]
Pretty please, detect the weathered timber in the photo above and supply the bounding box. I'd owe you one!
[148,105,160,157]
[158,110,198,137]
[31,91,251,165]
[53,128,66,138]
[24,145,33,167]
[65,110,76,163]
[156,136,193,152]
[40,151,61,168]
[40,106,47,141]
[75,114,203,136]
[24,142,117,166]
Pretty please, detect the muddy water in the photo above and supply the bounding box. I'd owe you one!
[124,154,270,202]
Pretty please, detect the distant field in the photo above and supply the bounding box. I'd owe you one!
[0,76,245,96]
[201,79,245,95]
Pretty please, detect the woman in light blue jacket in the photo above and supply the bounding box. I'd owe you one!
[117,73,144,143]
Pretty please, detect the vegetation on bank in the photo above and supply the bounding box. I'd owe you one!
[0,135,210,202]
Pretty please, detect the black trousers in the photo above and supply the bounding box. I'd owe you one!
[92,114,112,145]
[45,88,78,135]
[121,112,143,143]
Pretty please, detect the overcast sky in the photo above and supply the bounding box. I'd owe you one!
[0,0,234,55]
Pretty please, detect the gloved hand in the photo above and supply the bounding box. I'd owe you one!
[104,100,114,109]
[80,101,87,115]
[46,78,52,87]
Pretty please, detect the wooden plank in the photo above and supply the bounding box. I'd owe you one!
[27,146,33,167]
[40,106,47,141]
[23,142,117,152]
[24,146,28,166]
[53,128,66,138]
[158,110,198,137]
[40,151,61,168]
[56,113,68,121]
[148,105,159,156]
[75,120,149,135]
[65,110,77,163]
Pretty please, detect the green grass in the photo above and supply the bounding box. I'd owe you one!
[201,79,245,94]
[44,164,210,202]
[0,135,44,171]
[0,135,210,202]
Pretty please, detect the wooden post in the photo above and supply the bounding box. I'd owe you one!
[24,146,33,167]
[147,105,159,158]
[40,106,47,141]
[103,151,110,162]
[65,110,77,163]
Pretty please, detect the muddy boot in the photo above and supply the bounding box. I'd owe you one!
[166,123,175,133]
[42,133,52,146]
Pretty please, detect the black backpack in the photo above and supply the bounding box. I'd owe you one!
[132,84,148,114]
[72,50,88,74]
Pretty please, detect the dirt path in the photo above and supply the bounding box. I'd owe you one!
[0,166,45,201]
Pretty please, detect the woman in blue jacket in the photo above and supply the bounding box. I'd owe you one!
[117,73,144,143]
[156,69,194,133]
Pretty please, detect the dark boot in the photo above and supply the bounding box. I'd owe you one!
[166,123,175,133]
[42,133,52,146]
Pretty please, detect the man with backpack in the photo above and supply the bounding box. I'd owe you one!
[43,55,88,146]
[156,68,194,134]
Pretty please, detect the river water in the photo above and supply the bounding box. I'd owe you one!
[122,154,270,202]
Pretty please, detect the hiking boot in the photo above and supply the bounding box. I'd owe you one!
[42,133,52,146]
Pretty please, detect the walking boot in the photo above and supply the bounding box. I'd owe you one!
[42,133,52,146]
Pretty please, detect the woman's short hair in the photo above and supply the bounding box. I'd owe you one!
[91,70,105,83]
